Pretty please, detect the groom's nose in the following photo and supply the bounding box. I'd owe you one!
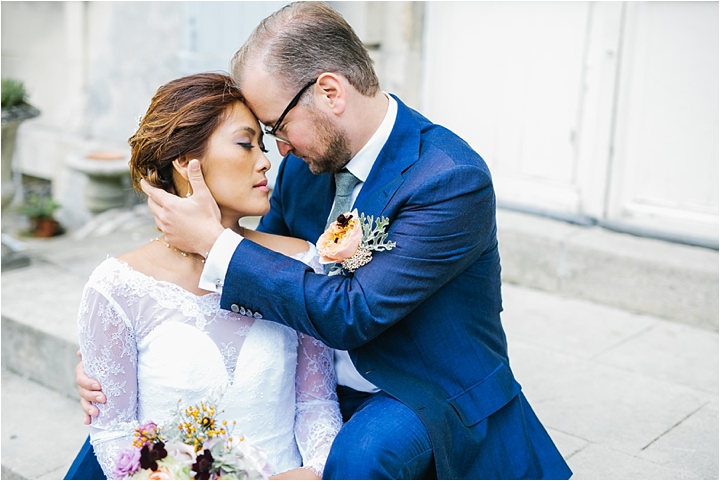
[277,140,293,157]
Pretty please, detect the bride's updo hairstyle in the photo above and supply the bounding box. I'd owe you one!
[128,72,245,195]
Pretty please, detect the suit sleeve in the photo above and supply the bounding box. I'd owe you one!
[221,162,494,350]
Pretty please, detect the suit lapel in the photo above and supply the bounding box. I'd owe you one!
[354,96,424,217]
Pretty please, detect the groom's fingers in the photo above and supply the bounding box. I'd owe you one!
[80,398,98,424]
[141,178,171,233]
[186,159,211,199]
[146,194,165,233]
[76,361,105,402]
[139,163,221,253]
[140,178,169,207]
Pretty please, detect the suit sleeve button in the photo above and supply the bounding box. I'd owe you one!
[231,304,240,313]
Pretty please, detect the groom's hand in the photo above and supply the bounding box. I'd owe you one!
[140,159,225,256]
[75,352,105,425]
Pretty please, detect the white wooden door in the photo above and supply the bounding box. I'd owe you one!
[422,1,718,247]
[605,1,718,246]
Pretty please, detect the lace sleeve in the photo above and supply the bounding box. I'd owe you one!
[294,333,343,477]
[77,283,138,479]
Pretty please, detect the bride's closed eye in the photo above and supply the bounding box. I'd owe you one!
[237,141,269,154]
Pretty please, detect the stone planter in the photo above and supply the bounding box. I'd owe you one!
[66,150,130,214]
[1,105,40,209]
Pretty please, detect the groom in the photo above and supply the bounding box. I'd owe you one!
[73,2,571,479]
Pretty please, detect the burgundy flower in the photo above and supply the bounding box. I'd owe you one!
[191,449,215,480]
[139,441,168,471]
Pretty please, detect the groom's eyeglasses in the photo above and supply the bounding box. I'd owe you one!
[263,78,317,144]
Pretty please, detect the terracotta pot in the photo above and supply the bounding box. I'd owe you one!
[31,217,61,238]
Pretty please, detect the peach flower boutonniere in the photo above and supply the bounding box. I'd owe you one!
[316,209,396,275]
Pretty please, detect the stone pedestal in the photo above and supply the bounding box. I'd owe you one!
[65,150,130,214]
[1,122,22,208]
[2,106,41,270]
[2,106,40,209]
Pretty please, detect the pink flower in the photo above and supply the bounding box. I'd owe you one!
[137,421,158,440]
[114,446,141,478]
[316,209,362,264]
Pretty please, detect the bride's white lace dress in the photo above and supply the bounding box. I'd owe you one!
[78,249,342,479]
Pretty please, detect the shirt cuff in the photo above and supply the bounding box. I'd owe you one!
[199,229,243,293]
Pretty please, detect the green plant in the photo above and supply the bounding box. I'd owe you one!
[20,193,61,219]
[1,78,31,109]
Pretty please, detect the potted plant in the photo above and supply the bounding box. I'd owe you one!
[2,78,40,209]
[20,192,63,237]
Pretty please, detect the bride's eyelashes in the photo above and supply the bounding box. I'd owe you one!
[237,141,269,154]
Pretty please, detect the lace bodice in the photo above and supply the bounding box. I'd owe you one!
[78,249,342,479]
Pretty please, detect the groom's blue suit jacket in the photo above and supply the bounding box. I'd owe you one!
[221,96,571,479]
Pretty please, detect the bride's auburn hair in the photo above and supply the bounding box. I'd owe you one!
[128,72,245,194]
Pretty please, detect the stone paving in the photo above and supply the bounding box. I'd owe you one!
[1,206,718,479]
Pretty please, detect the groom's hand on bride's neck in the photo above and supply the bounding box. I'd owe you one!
[141,159,224,256]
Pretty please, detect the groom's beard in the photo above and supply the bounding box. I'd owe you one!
[302,106,352,175]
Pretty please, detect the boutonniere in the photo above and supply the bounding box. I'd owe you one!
[316,209,396,275]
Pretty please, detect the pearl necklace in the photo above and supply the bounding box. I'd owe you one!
[153,237,205,263]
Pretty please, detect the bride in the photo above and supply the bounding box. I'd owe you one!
[76,72,342,479]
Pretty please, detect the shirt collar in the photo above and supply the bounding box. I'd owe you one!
[343,93,398,183]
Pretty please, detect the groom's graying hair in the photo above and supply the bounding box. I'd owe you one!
[230,1,379,96]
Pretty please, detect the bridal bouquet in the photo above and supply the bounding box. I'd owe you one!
[316,209,396,275]
[114,398,272,480]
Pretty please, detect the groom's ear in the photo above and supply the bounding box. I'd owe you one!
[316,72,346,115]
[172,157,190,181]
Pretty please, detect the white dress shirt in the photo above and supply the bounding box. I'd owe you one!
[200,94,398,392]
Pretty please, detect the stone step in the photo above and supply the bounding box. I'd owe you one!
[1,370,90,480]
[1,216,159,397]
[496,210,718,331]
[1,208,716,400]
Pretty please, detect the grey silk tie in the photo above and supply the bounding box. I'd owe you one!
[325,170,361,229]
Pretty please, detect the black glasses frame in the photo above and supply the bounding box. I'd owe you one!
[264,78,318,144]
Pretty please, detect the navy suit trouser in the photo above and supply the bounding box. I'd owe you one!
[64,435,104,480]
[324,390,436,480]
